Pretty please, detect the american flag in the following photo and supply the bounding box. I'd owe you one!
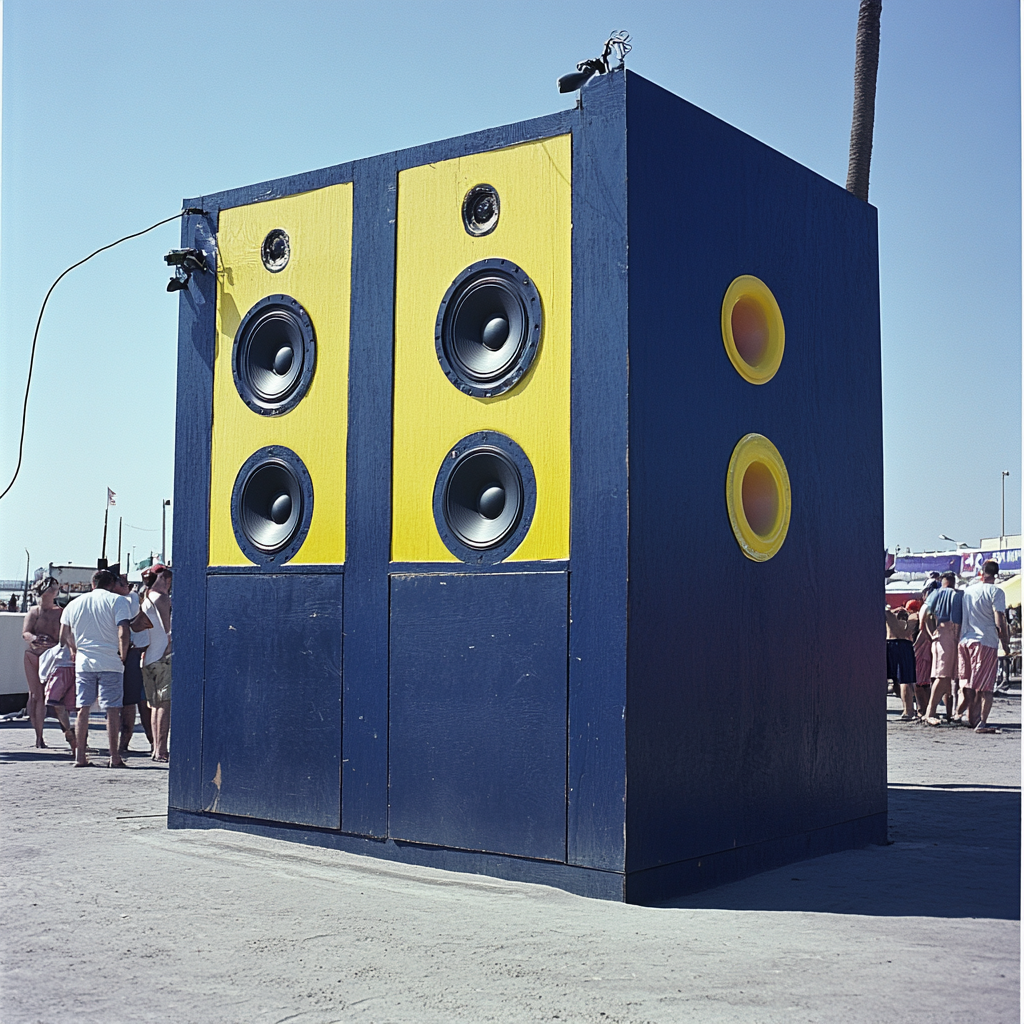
[107,488,116,507]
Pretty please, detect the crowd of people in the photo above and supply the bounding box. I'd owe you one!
[21,564,173,767]
[885,558,1013,733]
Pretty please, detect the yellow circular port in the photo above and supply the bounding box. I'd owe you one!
[721,276,785,384]
[726,433,791,561]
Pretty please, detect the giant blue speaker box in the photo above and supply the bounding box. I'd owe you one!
[168,70,885,903]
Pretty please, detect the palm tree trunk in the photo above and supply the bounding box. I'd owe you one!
[847,0,883,202]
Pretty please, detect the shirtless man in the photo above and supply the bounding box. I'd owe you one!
[22,577,62,748]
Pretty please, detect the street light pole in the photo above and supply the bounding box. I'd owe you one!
[161,499,171,564]
[1001,471,1009,546]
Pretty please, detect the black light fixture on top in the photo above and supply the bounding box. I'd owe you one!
[557,31,631,93]
[165,247,209,292]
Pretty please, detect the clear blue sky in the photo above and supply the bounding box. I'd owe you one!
[0,0,1019,580]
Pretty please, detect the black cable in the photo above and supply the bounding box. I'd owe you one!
[0,208,203,503]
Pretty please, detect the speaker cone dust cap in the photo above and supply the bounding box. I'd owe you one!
[233,294,316,415]
[433,432,537,564]
[230,445,314,564]
[435,259,542,398]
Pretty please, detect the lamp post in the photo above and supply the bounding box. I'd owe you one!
[161,499,171,564]
[1001,470,1009,547]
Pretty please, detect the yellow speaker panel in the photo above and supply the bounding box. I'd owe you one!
[392,135,572,562]
[209,183,353,566]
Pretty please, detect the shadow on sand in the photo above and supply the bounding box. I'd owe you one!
[662,786,1020,919]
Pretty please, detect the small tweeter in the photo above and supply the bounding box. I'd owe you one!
[461,184,500,237]
[436,258,542,397]
[725,433,792,562]
[233,294,316,415]
[433,432,537,564]
[230,445,314,564]
[261,228,291,272]
[721,276,785,384]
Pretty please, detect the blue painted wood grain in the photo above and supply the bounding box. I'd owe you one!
[200,573,343,828]
[340,152,397,837]
[566,70,630,871]
[388,572,569,861]
[168,208,217,813]
[622,73,885,874]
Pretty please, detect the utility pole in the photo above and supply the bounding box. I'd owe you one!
[1001,470,1009,546]
[161,499,171,564]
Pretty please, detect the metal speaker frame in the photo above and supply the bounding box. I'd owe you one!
[261,228,291,273]
[230,445,314,565]
[432,431,537,564]
[232,294,316,416]
[435,258,543,398]
[461,184,500,237]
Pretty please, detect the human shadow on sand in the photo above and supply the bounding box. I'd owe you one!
[660,787,1020,920]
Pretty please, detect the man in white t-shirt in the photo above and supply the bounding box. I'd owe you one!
[956,559,1010,733]
[59,568,132,767]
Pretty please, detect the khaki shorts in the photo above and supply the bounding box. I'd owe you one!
[142,654,172,705]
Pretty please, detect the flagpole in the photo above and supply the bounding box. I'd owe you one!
[101,504,109,563]
[117,517,122,567]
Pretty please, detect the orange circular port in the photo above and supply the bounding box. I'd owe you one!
[721,276,784,384]
[726,434,791,561]
[741,461,779,537]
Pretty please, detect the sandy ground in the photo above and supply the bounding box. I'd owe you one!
[0,693,1018,1024]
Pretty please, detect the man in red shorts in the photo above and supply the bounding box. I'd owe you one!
[957,560,1010,733]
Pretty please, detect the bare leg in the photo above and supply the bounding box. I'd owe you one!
[974,691,995,730]
[106,710,125,766]
[119,704,137,752]
[137,699,153,747]
[900,684,916,717]
[22,650,46,747]
[925,678,952,723]
[915,685,930,717]
[962,687,979,729]
[152,702,170,761]
[51,705,75,751]
[75,706,92,765]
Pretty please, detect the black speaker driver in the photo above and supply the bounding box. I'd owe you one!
[433,432,537,564]
[232,294,316,415]
[462,184,500,237]
[435,259,542,398]
[230,446,314,565]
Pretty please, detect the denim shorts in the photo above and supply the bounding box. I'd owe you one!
[75,670,124,710]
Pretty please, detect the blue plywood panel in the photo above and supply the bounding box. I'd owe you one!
[567,70,629,872]
[168,209,218,813]
[201,573,342,828]
[622,73,885,874]
[389,572,568,861]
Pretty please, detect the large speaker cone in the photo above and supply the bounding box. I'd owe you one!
[230,446,314,564]
[433,433,536,563]
[233,295,316,415]
[435,259,542,397]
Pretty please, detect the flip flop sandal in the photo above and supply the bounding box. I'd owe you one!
[107,760,130,768]
[72,761,94,768]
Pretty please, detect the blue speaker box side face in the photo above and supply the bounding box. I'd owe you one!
[622,74,886,874]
